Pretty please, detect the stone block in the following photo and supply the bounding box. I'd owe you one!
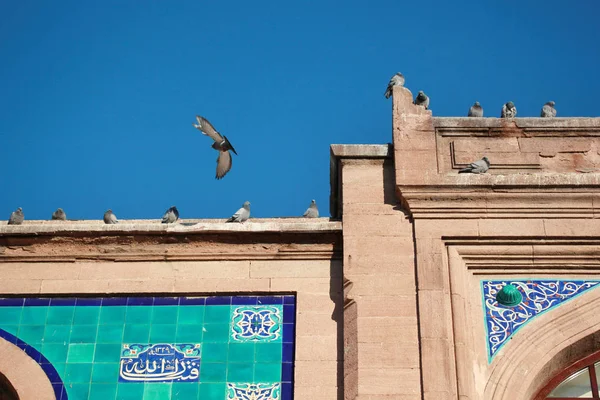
[356,317,418,342]
[250,259,335,278]
[295,335,339,361]
[478,219,545,236]
[351,277,416,297]
[294,361,341,386]
[173,278,270,292]
[357,341,420,369]
[173,261,250,279]
[358,368,421,395]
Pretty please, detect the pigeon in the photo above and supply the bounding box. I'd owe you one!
[303,200,319,218]
[193,116,238,179]
[103,209,118,224]
[52,208,67,221]
[501,102,517,118]
[8,207,24,225]
[226,201,250,223]
[384,72,405,99]
[414,91,430,109]
[459,156,490,174]
[162,206,179,224]
[468,101,484,117]
[541,101,556,117]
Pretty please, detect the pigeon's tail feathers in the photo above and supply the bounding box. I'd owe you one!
[225,216,236,223]
[458,167,472,173]
[224,136,237,155]
[384,87,392,99]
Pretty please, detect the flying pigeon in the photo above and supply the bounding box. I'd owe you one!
[103,209,118,224]
[468,101,484,117]
[226,201,250,223]
[52,208,67,221]
[459,156,490,174]
[193,116,238,179]
[414,91,430,109]
[541,101,556,117]
[8,207,24,225]
[384,72,405,99]
[303,200,319,218]
[501,102,517,118]
[162,206,179,224]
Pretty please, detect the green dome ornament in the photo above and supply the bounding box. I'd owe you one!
[496,284,523,307]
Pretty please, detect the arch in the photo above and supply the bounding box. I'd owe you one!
[485,286,600,400]
[0,337,56,400]
[0,371,19,400]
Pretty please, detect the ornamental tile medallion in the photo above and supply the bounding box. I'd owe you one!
[482,280,600,362]
[227,383,281,400]
[119,343,201,382]
[231,306,282,342]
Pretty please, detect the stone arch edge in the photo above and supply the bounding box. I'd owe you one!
[0,330,59,400]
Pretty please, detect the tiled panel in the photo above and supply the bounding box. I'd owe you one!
[481,280,600,362]
[0,295,296,400]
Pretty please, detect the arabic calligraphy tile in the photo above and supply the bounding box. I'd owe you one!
[255,363,282,381]
[73,306,100,325]
[96,325,124,344]
[231,306,282,343]
[50,298,77,306]
[199,383,227,399]
[154,297,180,306]
[116,382,145,400]
[257,296,283,305]
[91,362,120,383]
[175,324,203,342]
[25,298,50,306]
[125,307,152,324]
[283,296,295,305]
[177,306,205,325]
[43,324,71,343]
[205,305,231,323]
[149,324,177,343]
[70,324,98,343]
[255,343,282,363]
[0,298,24,306]
[232,296,258,306]
[65,362,93,383]
[47,306,74,325]
[203,323,231,343]
[228,343,256,363]
[99,306,126,325]
[88,383,117,400]
[18,325,45,344]
[283,305,295,324]
[282,362,293,382]
[76,298,102,306]
[180,297,206,306]
[199,362,228,382]
[95,343,121,363]
[101,297,128,306]
[67,343,95,363]
[226,383,281,400]
[282,324,294,343]
[281,343,293,363]
[206,296,232,306]
[127,297,154,306]
[119,344,201,383]
[69,383,91,399]
[123,324,151,342]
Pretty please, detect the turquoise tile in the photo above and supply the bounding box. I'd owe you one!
[199,363,227,382]
[19,306,46,325]
[144,382,172,400]
[64,363,93,383]
[43,324,71,343]
[0,307,22,324]
[94,343,122,363]
[204,305,230,323]
[123,324,150,342]
[41,343,69,364]
[255,343,283,362]
[70,325,98,343]
[67,343,95,363]
[91,362,120,383]
[73,306,100,325]
[99,306,126,325]
[177,306,204,325]
[149,324,177,343]
[227,362,254,382]
[199,383,226,399]
[17,325,45,344]
[175,324,203,342]
[202,324,230,343]
[68,383,90,399]
[202,343,228,362]
[117,383,145,400]
[96,325,124,343]
[171,383,199,399]
[125,307,152,324]
[46,306,75,325]
[52,362,66,377]
[0,325,18,336]
[254,363,282,381]
[152,306,178,324]
[228,343,255,363]
[89,383,117,400]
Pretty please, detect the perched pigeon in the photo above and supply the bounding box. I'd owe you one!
[414,91,430,109]
[193,116,238,179]
[226,201,250,223]
[541,101,556,118]
[303,200,319,218]
[52,208,67,221]
[501,102,517,118]
[468,101,484,117]
[162,206,180,224]
[103,209,118,224]
[8,207,24,225]
[459,156,490,174]
[384,72,405,99]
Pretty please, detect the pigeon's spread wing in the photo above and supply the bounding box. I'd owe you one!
[216,150,232,179]
[195,116,224,143]
[230,207,244,221]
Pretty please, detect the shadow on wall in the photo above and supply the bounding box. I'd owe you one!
[0,372,19,400]
[329,259,347,400]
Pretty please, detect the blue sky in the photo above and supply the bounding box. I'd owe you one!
[1,1,599,221]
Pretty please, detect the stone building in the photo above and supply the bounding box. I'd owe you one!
[0,86,599,399]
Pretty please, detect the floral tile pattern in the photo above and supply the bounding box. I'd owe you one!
[482,280,600,362]
[231,306,282,342]
[227,382,280,399]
